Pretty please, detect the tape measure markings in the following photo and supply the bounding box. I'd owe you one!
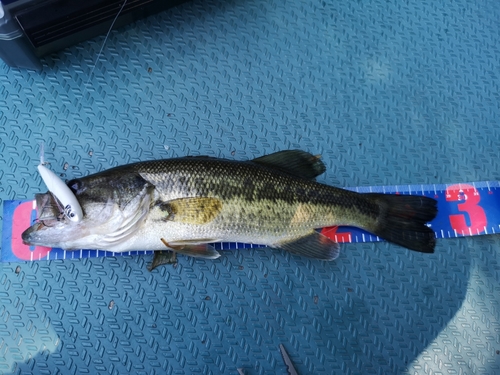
[2,180,499,262]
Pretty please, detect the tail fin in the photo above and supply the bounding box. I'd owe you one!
[364,193,438,253]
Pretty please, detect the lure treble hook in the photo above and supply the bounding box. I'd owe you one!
[37,143,83,223]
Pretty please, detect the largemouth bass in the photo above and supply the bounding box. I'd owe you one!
[22,150,438,263]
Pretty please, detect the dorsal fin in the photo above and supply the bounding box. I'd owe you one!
[252,150,326,179]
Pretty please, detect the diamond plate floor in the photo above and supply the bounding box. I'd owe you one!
[1,0,500,374]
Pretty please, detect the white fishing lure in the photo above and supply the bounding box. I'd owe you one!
[37,164,83,222]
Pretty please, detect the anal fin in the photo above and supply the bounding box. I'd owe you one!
[276,231,340,261]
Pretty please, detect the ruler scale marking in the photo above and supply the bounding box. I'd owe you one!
[3,180,500,262]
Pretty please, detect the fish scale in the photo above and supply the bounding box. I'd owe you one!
[122,157,383,235]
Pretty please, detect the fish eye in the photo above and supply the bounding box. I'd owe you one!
[68,179,82,194]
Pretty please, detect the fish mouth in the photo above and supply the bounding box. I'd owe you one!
[21,222,45,245]
[21,192,65,246]
[35,192,65,221]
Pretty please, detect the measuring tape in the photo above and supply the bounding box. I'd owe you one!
[2,180,500,262]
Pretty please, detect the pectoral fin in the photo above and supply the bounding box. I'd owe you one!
[149,238,221,271]
[276,231,340,260]
[158,197,223,225]
[149,250,177,271]
[160,238,221,259]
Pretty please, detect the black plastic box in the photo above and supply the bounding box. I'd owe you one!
[0,0,189,70]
